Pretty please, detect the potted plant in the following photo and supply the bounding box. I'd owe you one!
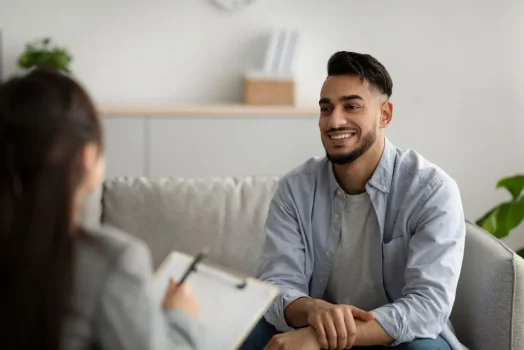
[18,37,72,74]
[476,174,524,258]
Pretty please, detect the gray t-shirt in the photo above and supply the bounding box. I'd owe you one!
[324,192,389,311]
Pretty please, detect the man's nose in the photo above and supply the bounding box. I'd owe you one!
[328,106,347,128]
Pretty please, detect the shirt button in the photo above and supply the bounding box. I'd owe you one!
[325,251,331,256]
[334,213,340,220]
[337,190,343,196]
[320,279,326,284]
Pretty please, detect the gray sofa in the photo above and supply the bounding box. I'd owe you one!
[83,176,524,350]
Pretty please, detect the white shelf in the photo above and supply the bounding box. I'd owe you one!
[100,104,318,117]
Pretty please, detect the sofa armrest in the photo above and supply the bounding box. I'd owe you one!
[450,221,524,350]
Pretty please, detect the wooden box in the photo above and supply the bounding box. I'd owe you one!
[244,76,295,106]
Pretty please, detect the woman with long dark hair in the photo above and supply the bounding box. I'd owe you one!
[0,69,205,350]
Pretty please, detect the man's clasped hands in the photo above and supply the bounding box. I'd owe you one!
[265,298,376,350]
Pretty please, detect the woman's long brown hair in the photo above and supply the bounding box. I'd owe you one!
[0,69,102,349]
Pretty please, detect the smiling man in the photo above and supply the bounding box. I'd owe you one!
[241,52,467,350]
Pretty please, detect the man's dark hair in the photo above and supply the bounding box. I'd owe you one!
[327,51,393,98]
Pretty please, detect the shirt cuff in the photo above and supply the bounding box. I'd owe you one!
[264,288,309,333]
[372,303,413,347]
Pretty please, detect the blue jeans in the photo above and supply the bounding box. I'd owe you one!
[240,318,451,350]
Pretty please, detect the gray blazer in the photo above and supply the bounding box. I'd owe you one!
[62,225,206,350]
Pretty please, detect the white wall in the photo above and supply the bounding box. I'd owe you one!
[1,0,523,250]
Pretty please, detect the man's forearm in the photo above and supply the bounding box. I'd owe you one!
[298,321,393,348]
[284,298,394,346]
[283,297,314,328]
[285,298,395,346]
[300,321,394,348]
[284,297,347,328]
[354,319,394,346]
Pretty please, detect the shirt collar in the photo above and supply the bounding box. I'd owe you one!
[329,137,397,197]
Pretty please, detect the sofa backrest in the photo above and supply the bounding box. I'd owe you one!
[90,176,279,274]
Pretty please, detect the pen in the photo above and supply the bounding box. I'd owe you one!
[173,251,206,288]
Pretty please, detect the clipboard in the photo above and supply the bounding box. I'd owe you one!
[154,251,279,350]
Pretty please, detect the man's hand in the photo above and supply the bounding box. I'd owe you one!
[307,300,375,349]
[264,327,320,350]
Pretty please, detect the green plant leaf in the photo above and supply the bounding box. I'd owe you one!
[478,207,498,235]
[17,37,72,73]
[478,197,524,238]
[475,206,497,228]
[497,174,524,200]
[517,248,524,259]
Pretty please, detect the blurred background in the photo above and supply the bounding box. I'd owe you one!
[1,0,523,251]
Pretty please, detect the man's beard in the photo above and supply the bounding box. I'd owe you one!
[325,128,377,165]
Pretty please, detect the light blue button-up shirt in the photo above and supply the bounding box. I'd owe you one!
[256,138,467,349]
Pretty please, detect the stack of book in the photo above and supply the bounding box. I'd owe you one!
[244,29,300,106]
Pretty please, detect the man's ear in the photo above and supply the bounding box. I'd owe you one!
[380,100,393,128]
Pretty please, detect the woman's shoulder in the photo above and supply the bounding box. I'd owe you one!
[75,225,153,285]
[79,224,148,258]
[82,224,144,250]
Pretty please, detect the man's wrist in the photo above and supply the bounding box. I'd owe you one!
[284,297,319,327]
[354,319,395,346]
[302,326,322,346]
[307,298,332,314]
[302,297,318,318]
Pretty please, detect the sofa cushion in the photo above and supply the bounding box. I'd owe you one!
[101,177,279,275]
[450,221,524,350]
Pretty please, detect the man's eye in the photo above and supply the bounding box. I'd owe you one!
[320,106,332,113]
[345,105,360,110]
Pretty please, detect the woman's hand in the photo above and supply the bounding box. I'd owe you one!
[162,278,200,318]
